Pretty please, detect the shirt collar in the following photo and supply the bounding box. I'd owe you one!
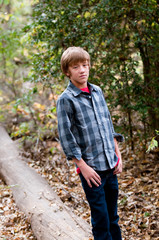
[67,81,98,97]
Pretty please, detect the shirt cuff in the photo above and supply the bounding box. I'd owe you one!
[67,154,81,161]
[113,133,124,142]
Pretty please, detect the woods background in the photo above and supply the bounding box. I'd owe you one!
[0,0,159,239]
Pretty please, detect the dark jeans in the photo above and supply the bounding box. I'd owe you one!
[80,169,122,240]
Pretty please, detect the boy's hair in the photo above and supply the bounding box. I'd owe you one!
[61,46,91,75]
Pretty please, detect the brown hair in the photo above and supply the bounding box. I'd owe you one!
[61,46,91,75]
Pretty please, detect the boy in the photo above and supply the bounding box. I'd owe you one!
[57,46,124,240]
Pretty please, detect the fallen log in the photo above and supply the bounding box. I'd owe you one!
[0,126,91,240]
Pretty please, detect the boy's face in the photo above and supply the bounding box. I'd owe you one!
[66,60,89,89]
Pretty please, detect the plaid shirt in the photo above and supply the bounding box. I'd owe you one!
[57,81,124,171]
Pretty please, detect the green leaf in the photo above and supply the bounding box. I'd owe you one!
[144,212,150,217]
[147,137,158,152]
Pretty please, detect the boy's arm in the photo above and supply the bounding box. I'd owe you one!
[73,158,101,188]
[113,138,122,175]
[57,97,82,160]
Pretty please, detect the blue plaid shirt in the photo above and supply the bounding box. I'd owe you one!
[57,81,124,171]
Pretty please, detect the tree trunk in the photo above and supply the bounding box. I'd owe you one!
[138,42,158,131]
[0,126,91,240]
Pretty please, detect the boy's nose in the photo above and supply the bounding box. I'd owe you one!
[79,66,85,72]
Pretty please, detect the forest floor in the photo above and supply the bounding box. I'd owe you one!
[0,139,159,240]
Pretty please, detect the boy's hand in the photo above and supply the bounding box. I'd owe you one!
[73,158,101,188]
[80,164,101,188]
[113,157,122,175]
[113,138,122,175]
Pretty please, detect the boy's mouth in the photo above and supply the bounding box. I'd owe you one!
[80,75,87,78]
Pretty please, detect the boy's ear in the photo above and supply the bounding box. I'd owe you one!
[66,73,69,77]
[66,71,70,77]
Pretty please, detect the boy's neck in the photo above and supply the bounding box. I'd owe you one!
[71,81,88,89]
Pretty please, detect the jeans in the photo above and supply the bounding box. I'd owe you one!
[80,169,122,240]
